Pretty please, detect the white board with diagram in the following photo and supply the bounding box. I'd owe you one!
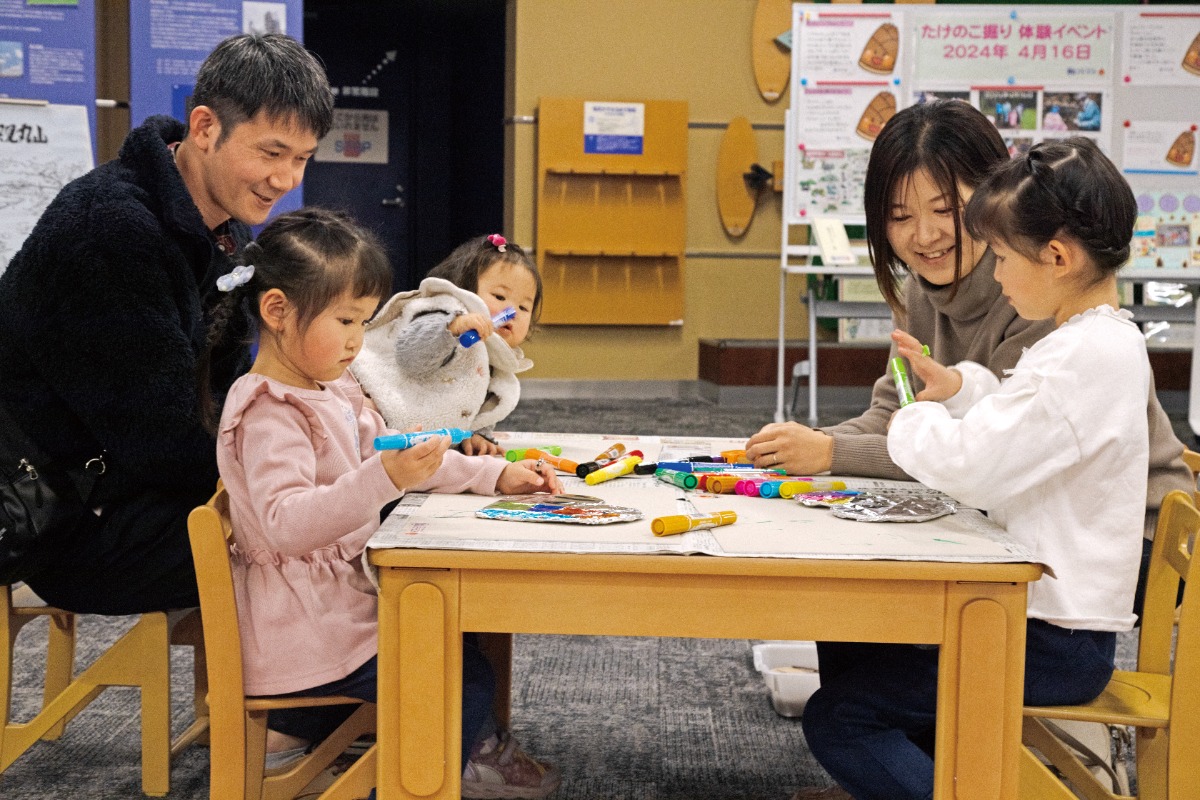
[784,2,1200,262]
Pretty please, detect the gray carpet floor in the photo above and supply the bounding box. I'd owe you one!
[4,394,1184,799]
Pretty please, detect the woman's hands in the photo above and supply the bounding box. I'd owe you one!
[892,329,961,402]
[745,422,834,475]
[497,459,564,495]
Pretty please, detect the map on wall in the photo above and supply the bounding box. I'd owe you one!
[0,103,93,275]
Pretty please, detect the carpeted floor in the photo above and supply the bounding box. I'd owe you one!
[3,394,1180,799]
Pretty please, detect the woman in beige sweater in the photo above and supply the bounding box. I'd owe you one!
[745,100,1191,618]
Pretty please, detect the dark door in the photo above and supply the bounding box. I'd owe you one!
[303,1,505,292]
[303,1,413,289]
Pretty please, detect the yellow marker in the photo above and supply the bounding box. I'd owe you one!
[777,480,805,499]
[584,454,642,485]
[793,479,847,493]
[651,510,738,537]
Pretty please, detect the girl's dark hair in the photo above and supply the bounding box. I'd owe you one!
[197,207,392,430]
[963,138,1135,276]
[863,100,1010,312]
[426,235,543,327]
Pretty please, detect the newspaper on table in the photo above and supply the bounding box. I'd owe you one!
[368,432,1034,564]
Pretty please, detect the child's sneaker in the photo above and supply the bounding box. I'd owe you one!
[461,731,561,799]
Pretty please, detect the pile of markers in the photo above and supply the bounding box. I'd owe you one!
[505,442,645,485]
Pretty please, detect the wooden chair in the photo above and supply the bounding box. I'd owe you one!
[1019,489,1200,800]
[187,485,376,800]
[1183,449,1200,503]
[2,587,208,796]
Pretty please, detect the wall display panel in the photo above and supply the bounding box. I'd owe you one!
[0,0,96,142]
[129,0,305,214]
[785,4,1200,226]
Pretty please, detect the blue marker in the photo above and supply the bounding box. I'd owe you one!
[374,428,473,450]
[458,307,517,347]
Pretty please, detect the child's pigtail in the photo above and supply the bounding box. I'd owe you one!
[197,247,260,432]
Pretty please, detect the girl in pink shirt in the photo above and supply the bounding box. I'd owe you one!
[206,208,561,799]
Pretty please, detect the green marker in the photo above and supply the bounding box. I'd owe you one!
[890,344,929,407]
[890,357,915,406]
[655,468,699,490]
[505,445,562,462]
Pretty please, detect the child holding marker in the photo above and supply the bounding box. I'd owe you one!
[798,139,1148,800]
[206,209,560,798]
[352,233,542,457]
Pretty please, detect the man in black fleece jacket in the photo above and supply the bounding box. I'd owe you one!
[0,33,332,614]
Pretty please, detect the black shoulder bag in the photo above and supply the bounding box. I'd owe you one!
[0,401,105,584]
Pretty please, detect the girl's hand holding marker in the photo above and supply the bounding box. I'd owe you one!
[891,330,962,403]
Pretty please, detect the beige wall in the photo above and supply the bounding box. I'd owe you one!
[506,0,812,380]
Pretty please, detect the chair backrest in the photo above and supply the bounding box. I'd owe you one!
[186,485,246,711]
[1138,490,1199,679]
[1181,449,1200,480]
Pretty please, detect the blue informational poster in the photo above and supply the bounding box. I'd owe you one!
[0,0,97,147]
[130,0,306,215]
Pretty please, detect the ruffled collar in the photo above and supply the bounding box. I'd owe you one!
[1062,304,1131,326]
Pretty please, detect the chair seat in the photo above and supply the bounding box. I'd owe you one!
[8,584,61,616]
[1024,670,1171,729]
[245,694,365,712]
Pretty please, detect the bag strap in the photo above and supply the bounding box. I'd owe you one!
[1041,719,1123,793]
[0,398,105,504]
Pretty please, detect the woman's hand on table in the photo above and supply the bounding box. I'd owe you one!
[745,421,834,475]
[496,459,564,495]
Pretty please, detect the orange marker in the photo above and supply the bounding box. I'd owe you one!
[524,448,580,474]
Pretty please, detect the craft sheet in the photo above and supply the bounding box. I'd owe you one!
[368,434,1033,564]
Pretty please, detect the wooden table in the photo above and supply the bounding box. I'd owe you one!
[371,546,1041,800]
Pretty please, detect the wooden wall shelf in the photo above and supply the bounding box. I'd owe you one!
[536,97,688,326]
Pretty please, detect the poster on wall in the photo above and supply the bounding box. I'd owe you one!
[1122,11,1200,86]
[0,102,93,274]
[912,11,1116,86]
[0,0,96,147]
[315,108,388,165]
[130,0,304,214]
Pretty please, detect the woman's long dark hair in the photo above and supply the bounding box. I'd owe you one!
[863,100,1009,313]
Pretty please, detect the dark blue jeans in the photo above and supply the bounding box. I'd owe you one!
[268,633,496,774]
[802,620,1116,800]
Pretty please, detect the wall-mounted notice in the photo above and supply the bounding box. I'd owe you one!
[129,0,305,216]
[0,0,95,146]
[795,8,903,82]
[0,102,93,274]
[315,108,388,165]
[1123,121,1198,175]
[583,102,644,155]
[913,12,1115,86]
[1122,12,1200,86]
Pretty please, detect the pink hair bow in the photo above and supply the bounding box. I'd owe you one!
[487,233,507,253]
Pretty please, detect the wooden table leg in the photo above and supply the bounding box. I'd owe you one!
[378,567,462,800]
[935,581,1028,800]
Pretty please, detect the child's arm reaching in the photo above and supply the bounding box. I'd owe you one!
[498,459,564,495]
[448,312,494,345]
[892,329,962,402]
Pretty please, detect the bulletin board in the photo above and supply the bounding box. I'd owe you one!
[784,4,1200,231]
